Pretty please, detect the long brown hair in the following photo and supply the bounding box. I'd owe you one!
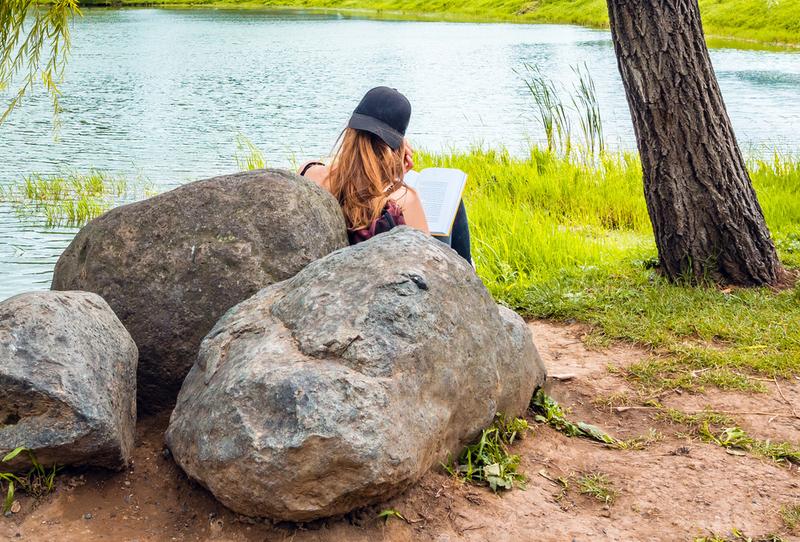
[327,128,405,230]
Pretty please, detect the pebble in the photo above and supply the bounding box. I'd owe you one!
[209,519,224,534]
[83,513,93,520]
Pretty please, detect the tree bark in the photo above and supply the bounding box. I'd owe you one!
[606,0,782,285]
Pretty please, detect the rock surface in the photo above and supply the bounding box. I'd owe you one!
[165,227,545,521]
[51,169,349,412]
[0,291,138,470]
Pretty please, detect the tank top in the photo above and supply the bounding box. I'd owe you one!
[348,200,406,245]
[299,162,406,245]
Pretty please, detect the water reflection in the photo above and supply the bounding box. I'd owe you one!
[1,9,799,299]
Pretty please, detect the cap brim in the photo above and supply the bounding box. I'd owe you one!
[347,112,404,150]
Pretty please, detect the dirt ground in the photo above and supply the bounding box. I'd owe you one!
[2,321,799,541]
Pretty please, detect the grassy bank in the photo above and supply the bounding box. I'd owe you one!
[81,0,800,47]
[6,141,798,392]
[417,147,800,392]
[13,143,796,393]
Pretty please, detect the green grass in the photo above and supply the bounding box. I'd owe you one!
[695,530,787,542]
[416,147,800,391]
[80,0,800,47]
[531,389,660,449]
[443,414,530,491]
[577,472,617,505]
[697,0,800,46]
[698,424,800,465]
[0,171,155,227]
[655,407,736,429]
[15,112,797,399]
[376,508,407,523]
[780,503,800,531]
[531,389,618,443]
[0,447,60,514]
[234,134,267,171]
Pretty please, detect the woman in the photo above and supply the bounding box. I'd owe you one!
[299,86,472,264]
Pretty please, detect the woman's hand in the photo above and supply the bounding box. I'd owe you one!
[402,139,414,173]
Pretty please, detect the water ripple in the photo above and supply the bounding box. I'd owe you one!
[1,9,799,299]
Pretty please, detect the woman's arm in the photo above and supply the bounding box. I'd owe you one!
[391,186,430,235]
[394,140,428,233]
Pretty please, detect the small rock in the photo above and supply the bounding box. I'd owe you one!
[0,291,137,471]
[209,519,223,534]
[10,501,20,514]
[83,513,93,520]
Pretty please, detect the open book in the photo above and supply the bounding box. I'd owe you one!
[404,168,468,237]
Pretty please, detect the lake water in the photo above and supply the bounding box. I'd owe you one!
[1,8,799,300]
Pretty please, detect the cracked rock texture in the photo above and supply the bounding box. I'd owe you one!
[165,228,545,521]
[0,291,137,470]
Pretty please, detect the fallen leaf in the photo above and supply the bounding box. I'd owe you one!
[725,448,747,456]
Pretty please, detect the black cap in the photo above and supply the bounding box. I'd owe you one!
[347,86,411,151]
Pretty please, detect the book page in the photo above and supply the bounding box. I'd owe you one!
[404,169,421,190]
[404,168,467,236]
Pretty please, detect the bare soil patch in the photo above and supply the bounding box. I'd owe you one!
[2,321,799,541]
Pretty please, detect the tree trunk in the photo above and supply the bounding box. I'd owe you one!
[606,0,782,285]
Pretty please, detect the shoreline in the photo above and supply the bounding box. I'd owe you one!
[75,2,800,52]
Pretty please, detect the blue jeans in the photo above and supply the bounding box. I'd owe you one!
[433,200,472,265]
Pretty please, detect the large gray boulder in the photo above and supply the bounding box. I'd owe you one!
[51,169,349,412]
[165,227,545,521]
[0,291,137,470]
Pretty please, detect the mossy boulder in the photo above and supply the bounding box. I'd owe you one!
[51,169,348,412]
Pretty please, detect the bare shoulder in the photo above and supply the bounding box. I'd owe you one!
[389,185,420,208]
[298,161,331,190]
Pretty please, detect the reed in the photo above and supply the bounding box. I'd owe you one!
[235,134,267,171]
[518,64,606,159]
[571,64,604,156]
[518,64,572,155]
[0,171,155,227]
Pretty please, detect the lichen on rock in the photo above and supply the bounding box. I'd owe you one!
[165,227,545,521]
